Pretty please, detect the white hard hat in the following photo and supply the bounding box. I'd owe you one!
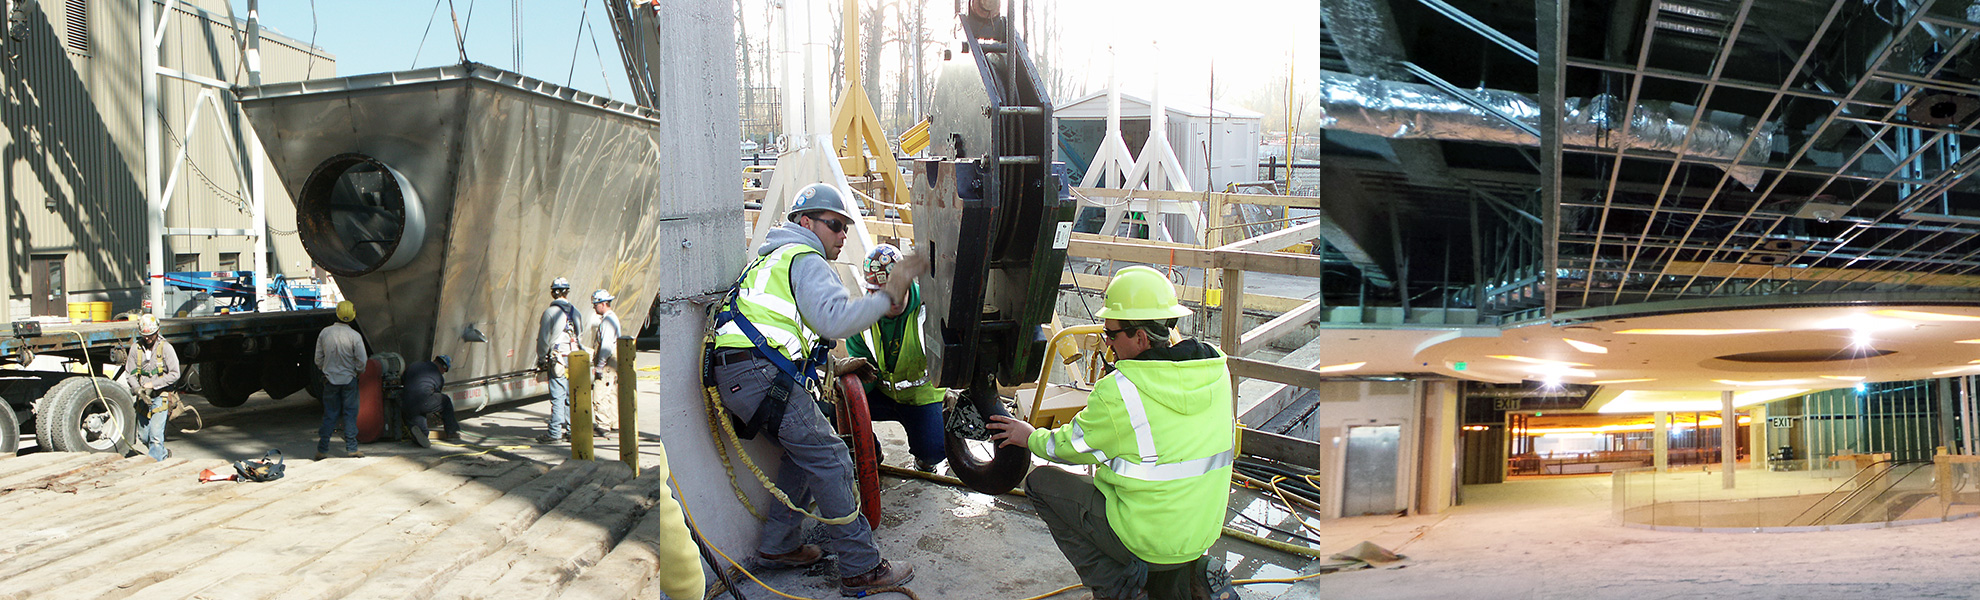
[592,289,614,304]
[550,277,572,291]
[137,314,160,336]
[862,244,904,291]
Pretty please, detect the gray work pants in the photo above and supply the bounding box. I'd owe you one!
[713,356,881,577]
[1024,467,1195,600]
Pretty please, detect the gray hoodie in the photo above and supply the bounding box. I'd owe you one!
[760,222,896,340]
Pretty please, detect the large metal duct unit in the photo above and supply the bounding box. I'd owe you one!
[1319,70,1776,188]
[236,64,673,409]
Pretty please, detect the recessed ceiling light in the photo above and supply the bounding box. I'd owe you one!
[1563,339,1609,354]
[1873,309,1980,322]
[1592,378,1655,384]
[1959,339,1980,344]
[1490,355,1592,367]
[1615,329,1779,336]
[1317,362,1366,373]
[1819,375,1866,381]
[1935,365,1980,375]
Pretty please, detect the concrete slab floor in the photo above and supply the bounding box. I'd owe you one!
[1323,474,1980,599]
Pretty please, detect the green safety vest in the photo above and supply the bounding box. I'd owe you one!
[1026,350,1235,565]
[854,295,946,406]
[714,243,822,361]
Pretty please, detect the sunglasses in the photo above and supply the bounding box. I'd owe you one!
[811,215,849,234]
[1103,327,1131,339]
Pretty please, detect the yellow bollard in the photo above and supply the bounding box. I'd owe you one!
[618,336,638,469]
[570,350,593,460]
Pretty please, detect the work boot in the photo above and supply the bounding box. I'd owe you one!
[594,427,612,440]
[840,560,913,596]
[411,428,431,448]
[313,452,329,461]
[1190,556,1237,600]
[347,450,365,459]
[755,544,823,569]
[913,458,941,473]
[535,433,568,444]
[437,430,461,442]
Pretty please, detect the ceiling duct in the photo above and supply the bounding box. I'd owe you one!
[1318,70,1776,188]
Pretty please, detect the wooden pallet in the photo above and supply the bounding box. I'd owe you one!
[0,451,665,600]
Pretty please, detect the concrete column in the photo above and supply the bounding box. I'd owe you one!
[1653,411,1669,473]
[1722,390,1736,489]
[1750,404,1768,469]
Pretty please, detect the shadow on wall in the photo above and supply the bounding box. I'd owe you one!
[4,4,145,306]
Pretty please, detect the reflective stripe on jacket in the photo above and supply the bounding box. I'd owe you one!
[851,285,945,406]
[1026,348,1234,565]
[714,243,823,361]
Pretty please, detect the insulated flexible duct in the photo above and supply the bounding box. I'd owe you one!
[1318,71,1775,188]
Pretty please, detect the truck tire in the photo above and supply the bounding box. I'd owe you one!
[200,361,257,408]
[261,356,308,400]
[35,377,136,454]
[0,404,19,455]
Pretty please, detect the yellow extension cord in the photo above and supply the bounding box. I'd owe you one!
[698,321,861,526]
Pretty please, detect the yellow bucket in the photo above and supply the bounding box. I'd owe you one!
[67,302,92,322]
[90,301,111,322]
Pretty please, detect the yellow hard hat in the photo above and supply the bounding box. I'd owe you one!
[1094,266,1192,321]
[336,301,357,322]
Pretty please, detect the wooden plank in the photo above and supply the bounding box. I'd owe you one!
[1228,356,1324,390]
[479,467,659,599]
[266,460,547,600]
[343,460,611,600]
[1240,427,1322,468]
[556,492,672,600]
[0,451,80,483]
[11,458,396,595]
[1215,220,1321,254]
[1062,271,1311,314]
[429,462,642,600]
[136,462,490,600]
[0,459,230,561]
[1,456,198,517]
[1215,249,1322,278]
[1073,187,1320,209]
[1238,298,1323,356]
[1068,237,1214,269]
[0,452,119,490]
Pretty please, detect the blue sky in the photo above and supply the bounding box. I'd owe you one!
[231,1,1319,109]
[232,0,635,99]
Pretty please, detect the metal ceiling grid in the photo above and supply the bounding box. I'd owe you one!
[1545,0,1980,314]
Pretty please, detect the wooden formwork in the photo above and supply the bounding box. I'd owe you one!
[0,451,665,600]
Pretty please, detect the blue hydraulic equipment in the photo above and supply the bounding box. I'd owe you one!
[162,271,328,312]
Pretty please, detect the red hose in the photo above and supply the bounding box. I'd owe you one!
[836,374,883,527]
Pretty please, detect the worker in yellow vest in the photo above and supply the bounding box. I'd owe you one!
[987,266,1238,600]
[845,243,949,473]
[708,183,927,595]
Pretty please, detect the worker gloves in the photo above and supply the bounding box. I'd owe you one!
[878,249,930,303]
[833,356,876,381]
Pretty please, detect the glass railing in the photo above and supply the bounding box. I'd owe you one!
[1612,456,1980,532]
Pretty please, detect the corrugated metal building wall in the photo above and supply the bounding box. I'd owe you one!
[2,0,333,319]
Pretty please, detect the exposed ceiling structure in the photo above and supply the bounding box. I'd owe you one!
[1319,0,1980,318]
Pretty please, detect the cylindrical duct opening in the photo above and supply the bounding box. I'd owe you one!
[297,153,427,277]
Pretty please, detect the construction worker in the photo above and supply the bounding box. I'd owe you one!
[588,289,621,438]
[985,266,1239,600]
[535,277,586,443]
[844,243,948,473]
[121,314,179,461]
[400,355,460,447]
[314,301,366,460]
[709,182,927,595]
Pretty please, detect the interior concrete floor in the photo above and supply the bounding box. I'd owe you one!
[1323,473,1980,599]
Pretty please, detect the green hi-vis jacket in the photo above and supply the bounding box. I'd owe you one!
[847,283,946,406]
[1026,340,1235,565]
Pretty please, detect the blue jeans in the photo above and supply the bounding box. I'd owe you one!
[137,394,168,461]
[864,387,946,465]
[318,382,359,453]
[546,374,570,437]
[714,357,881,577]
[403,392,459,435]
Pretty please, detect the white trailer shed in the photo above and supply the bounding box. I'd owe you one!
[1054,92,1264,193]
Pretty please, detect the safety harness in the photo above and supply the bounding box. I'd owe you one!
[699,249,860,526]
